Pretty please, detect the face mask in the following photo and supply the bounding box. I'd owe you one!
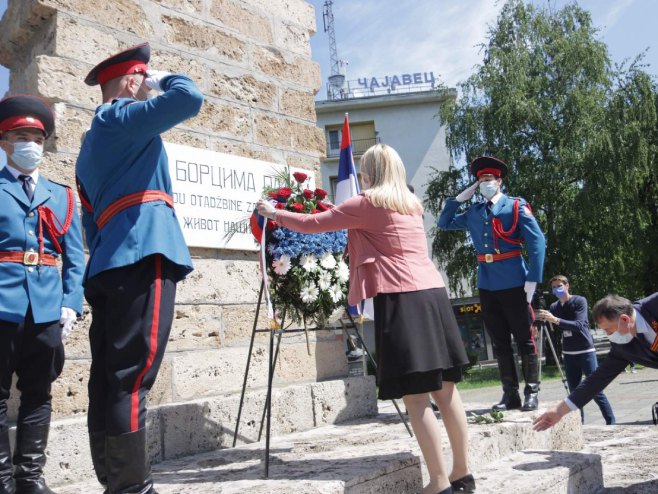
[479,180,498,199]
[608,318,634,345]
[552,286,567,298]
[11,142,43,171]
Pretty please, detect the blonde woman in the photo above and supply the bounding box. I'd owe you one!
[257,144,474,494]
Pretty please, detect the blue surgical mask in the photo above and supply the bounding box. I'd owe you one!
[552,286,567,299]
[608,318,634,345]
[479,181,498,199]
[11,142,43,171]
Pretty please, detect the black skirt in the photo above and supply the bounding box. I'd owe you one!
[374,287,469,400]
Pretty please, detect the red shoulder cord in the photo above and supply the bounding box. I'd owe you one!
[37,187,75,261]
[491,198,526,252]
[76,177,94,213]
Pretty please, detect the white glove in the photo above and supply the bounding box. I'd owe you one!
[144,70,173,92]
[524,281,537,304]
[60,307,77,339]
[455,182,479,202]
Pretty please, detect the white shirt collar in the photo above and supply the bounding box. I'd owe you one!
[634,309,655,345]
[489,191,503,205]
[4,164,39,185]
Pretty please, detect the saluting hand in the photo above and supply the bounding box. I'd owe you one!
[145,70,173,92]
[455,182,479,202]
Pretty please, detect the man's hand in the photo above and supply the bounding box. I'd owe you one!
[60,307,77,339]
[145,70,173,92]
[524,281,537,304]
[533,401,571,431]
[537,309,559,325]
[455,182,479,202]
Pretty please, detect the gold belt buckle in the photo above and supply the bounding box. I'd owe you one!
[23,251,39,265]
[484,253,494,263]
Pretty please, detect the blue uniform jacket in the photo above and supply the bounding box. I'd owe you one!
[568,292,658,409]
[0,167,84,323]
[438,194,546,290]
[75,74,204,282]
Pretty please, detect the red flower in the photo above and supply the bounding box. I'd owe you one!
[314,188,327,199]
[303,189,314,199]
[293,172,308,183]
[267,191,278,199]
[316,201,330,212]
[275,202,286,209]
[266,220,277,231]
[311,209,321,214]
[291,202,305,213]
[277,187,292,200]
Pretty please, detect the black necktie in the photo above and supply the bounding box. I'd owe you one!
[486,200,493,216]
[18,175,33,202]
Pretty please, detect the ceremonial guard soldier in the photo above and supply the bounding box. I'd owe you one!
[76,43,203,493]
[0,95,84,493]
[438,156,546,411]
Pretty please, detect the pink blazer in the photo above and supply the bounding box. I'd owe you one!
[275,194,446,305]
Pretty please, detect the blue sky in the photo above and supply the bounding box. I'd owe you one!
[309,0,658,98]
[0,1,655,125]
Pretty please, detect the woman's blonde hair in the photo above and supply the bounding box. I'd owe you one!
[360,143,423,215]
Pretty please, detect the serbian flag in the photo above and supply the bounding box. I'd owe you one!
[334,113,360,205]
[336,113,373,321]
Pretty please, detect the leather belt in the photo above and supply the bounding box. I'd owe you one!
[0,251,57,266]
[477,251,522,263]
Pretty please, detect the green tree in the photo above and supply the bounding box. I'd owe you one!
[426,0,658,305]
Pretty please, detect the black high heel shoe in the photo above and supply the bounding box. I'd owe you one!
[437,485,454,494]
[450,473,475,492]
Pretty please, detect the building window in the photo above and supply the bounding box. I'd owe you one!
[328,130,340,152]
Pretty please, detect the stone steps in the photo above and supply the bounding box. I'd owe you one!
[473,450,603,493]
[54,402,585,493]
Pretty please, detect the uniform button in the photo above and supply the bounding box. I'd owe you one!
[28,212,34,218]
[28,230,34,236]
[28,267,34,273]
[485,222,488,225]
[484,233,488,237]
[484,243,488,247]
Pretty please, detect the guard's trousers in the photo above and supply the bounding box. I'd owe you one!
[85,254,176,435]
[0,309,64,428]
[479,285,536,358]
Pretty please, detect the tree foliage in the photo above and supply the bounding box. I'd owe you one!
[426,0,658,305]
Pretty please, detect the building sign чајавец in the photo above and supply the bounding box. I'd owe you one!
[165,142,315,251]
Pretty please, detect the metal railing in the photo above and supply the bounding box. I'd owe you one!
[327,137,380,157]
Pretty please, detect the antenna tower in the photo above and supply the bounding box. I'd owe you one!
[323,1,346,100]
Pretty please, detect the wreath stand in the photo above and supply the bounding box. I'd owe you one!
[232,281,413,477]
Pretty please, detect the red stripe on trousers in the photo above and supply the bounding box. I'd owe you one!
[528,304,538,353]
[130,255,162,432]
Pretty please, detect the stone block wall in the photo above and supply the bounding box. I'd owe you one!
[0,0,352,422]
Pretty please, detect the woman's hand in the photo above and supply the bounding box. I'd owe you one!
[257,199,276,220]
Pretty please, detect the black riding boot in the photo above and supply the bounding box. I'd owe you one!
[0,427,15,494]
[13,424,55,494]
[89,431,108,494]
[106,429,156,494]
[492,354,522,411]
[521,353,540,411]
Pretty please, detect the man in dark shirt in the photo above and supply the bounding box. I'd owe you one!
[537,275,615,424]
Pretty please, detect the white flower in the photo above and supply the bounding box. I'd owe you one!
[328,284,343,303]
[335,260,349,283]
[272,255,291,275]
[320,252,337,270]
[300,283,319,303]
[318,271,332,291]
[300,254,317,272]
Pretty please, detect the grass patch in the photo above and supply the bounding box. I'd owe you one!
[457,365,564,390]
